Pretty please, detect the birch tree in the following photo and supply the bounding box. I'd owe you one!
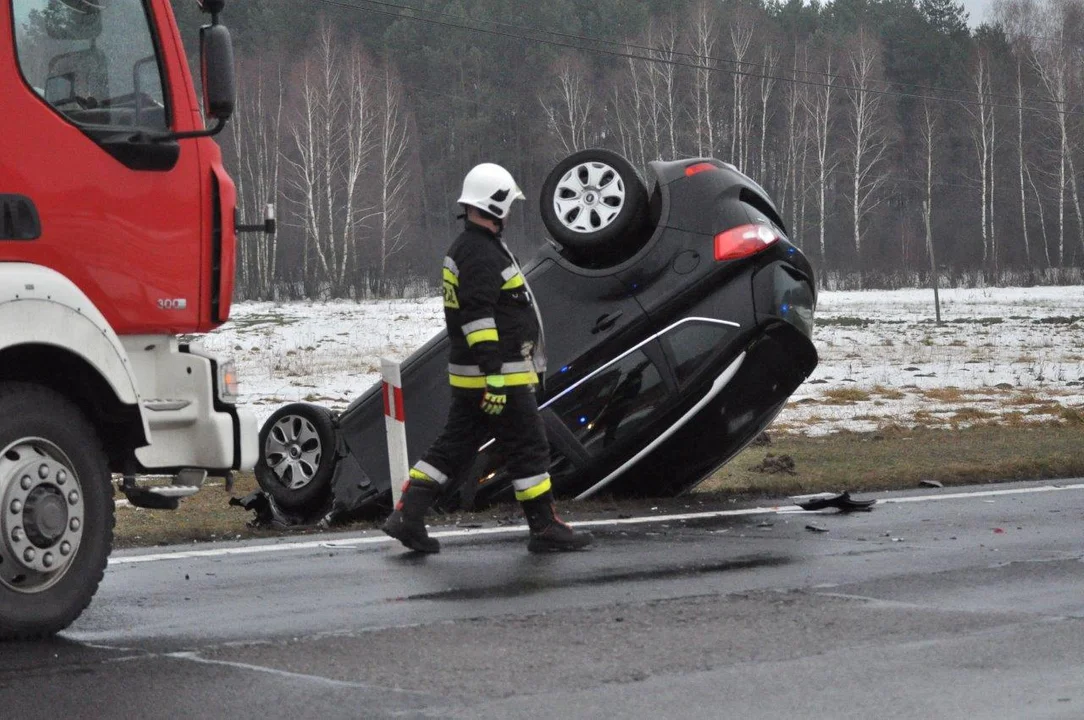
[966,49,996,268]
[728,11,755,170]
[804,47,838,264]
[1029,0,1084,265]
[690,2,718,157]
[845,29,892,261]
[541,58,593,156]
[229,58,283,300]
[759,46,780,183]
[375,65,412,289]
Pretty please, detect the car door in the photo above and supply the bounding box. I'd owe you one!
[524,257,648,399]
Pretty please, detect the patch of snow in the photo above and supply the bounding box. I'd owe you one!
[201,287,1084,434]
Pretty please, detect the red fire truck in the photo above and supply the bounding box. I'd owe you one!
[0,0,257,638]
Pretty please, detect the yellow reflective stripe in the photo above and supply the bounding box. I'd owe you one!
[466,328,500,347]
[501,273,525,290]
[442,268,459,286]
[449,371,538,388]
[514,477,552,502]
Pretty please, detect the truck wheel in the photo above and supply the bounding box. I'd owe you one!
[0,383,113,640]
[256,404,337,512]
[540,149,649,265]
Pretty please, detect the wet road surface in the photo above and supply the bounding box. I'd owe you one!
[3,479,1084,719]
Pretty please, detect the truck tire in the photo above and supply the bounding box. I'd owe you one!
[540,149,649,266]
[0,383,113,640]
[255,404,337,512]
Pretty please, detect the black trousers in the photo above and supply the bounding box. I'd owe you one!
[414,386,550,497]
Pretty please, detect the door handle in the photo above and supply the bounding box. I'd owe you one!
[592,311,623,334]
[0,195,41,240]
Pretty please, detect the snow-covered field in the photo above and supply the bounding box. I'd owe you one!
[199,286,1084,435]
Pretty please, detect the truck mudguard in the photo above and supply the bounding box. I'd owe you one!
[0,263,149,441]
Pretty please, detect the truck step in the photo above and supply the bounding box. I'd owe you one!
[119,470,206,510]
[143,398,192,412]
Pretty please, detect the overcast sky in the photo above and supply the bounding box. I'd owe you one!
[962,0,996,26]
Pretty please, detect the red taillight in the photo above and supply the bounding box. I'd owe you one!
[714,224,781,262]
[685,162,718,177]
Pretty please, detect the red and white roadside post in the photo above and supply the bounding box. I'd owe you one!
[381,358,410,507]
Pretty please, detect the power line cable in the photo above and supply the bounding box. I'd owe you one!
[337,0,1075,112]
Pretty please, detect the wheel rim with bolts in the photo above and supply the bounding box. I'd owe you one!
[554,162,626,234]
[265,415,323,490]
[0,439,85,594]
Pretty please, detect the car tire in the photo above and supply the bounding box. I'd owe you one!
[540,149,649,265]
[256,404,338,512]
[0,383,113,640]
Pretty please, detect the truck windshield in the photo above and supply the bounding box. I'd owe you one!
[12,0,168,131]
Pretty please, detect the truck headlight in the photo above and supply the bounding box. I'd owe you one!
[217,360,240,403]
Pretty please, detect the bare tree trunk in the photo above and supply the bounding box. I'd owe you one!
[377,65,412,284]
[729,14,753,169]
[1025,162,1052,267]
[656,22,679,160]
[691,3,717,157]
[846,30,891,264]
[759,46,779,182]
[921,98,937,274]
[968,52,993,268]
[804,50,837,265]
[1016,55,1031,264]
[541,58,593,156]
[1030,13,1071,265]
[990,96,998,274]
[341,47,376,293]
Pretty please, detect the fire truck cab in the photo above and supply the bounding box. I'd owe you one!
[0,0,256,638]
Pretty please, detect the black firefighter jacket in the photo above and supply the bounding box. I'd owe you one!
[442,221,547,389]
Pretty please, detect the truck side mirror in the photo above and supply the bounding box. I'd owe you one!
[200,24,235,122]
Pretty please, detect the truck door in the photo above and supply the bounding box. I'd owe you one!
[3,0,203,334]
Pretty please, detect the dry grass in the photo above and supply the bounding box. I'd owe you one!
[822,388,872,404]
[872,385,906,400]
[950,407,997,422]
[922,388,965,402]
[700,423,1084,498]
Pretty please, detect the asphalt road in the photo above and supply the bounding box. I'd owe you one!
[3,479,1084,719]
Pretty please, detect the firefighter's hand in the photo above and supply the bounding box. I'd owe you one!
[481,375,507,415]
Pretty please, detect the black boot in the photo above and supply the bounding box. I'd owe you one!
[382,479,441,553]
[521,491,592,553]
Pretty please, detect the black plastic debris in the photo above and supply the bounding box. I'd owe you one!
[805,523,829,533]
[796,491,876,513]
[229,491,326,529]
[920,479,944,488]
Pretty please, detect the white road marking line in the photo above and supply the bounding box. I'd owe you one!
[165,652,431,695]
[109,482,1084,566]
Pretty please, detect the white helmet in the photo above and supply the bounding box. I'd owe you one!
[458,163,525,219]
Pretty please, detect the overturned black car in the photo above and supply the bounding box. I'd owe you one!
[253,150,818,521]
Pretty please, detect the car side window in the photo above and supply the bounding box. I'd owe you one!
[550,349,666,456]
[12,0,168,130]
[663,321,735,385]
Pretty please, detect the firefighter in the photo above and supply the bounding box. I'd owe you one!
[382,163,593,554]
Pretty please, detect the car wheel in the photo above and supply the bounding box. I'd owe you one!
[0,383,113,640]
[540,149,649,264]
[256,404,337,512]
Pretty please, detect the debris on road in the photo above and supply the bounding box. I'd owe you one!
[805,523,829,533]
[921,479,944,488]
[795,491,877,512]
